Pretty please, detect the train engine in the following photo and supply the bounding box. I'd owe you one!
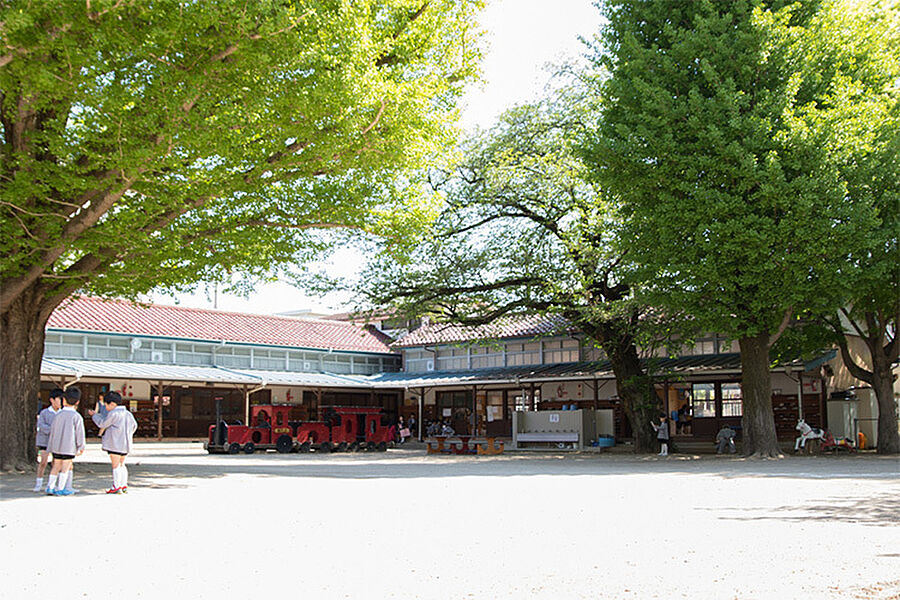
[206,404,296,454]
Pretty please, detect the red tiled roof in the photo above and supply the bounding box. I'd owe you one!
[47,296,396,354]
[392,314,571,348]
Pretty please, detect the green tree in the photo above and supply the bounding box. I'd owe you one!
[0,0,482,469]
[812,3,900,454]
[350,91,673,452]
[585,0,886,456]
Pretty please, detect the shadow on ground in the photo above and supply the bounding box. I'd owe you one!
[703,492,900,528]
[2,447,897,503]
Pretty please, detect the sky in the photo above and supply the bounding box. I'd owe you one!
[150,0,604,316]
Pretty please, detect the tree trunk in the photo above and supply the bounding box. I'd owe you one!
[872,357,899,455]
[738,334,782,458]
[1,290,54,471]
[605,339,661,453]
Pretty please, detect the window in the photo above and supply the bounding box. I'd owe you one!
[253,349,287,370]
[403,349,432,373]
[721,383,742,417]
[323,354,352,374]
[543,338,579,364]
[506,341,540,366]
[471,345,503,369]
[436,346,467,371]
[45,333,85,358]
[133,340,174,364]
[214,347,251,368]
[175,342,214,366]
[85,335,130,361]
[690,383,716,418]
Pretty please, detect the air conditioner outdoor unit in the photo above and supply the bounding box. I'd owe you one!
[426,359,434,372]
[151,351,164,362]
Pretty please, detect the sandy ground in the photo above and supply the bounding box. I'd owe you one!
[1,442,898,600]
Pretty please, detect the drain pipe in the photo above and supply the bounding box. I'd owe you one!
[245,378,268,425]
[62,371,83,391]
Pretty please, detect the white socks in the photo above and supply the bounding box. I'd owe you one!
[34,477,43,491]
[65,471,74,491]
[57,471,69,491]
[659,443,669,456]
[112,465,128,488]
[47,474,58,491]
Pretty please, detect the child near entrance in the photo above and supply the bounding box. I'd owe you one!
[651,414,669,456]
[89,391,138,494]
[45,388,85,495]
[33,388,63,492]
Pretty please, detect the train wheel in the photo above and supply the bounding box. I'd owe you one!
[376,441,387,452]
[366,441,376,452]
[276,435,293,454]
[243,442,255,454]
[337,442,348,453]
[299,441,311,453]
[319,442,332,453]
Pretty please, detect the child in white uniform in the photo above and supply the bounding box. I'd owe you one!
[34,388,63,492]
[89,391,138,493]
[45,388,85,496]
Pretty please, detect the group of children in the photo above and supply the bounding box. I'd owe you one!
[34,387,137,496]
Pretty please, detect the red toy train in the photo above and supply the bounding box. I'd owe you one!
[205,404,395,454]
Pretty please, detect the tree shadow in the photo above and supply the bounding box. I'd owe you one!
[707,492,900,527]
[2,451,897,502]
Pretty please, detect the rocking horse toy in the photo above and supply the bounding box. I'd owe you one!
[794,419,826,452]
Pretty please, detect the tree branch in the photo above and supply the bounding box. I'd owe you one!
[768,306,793,348]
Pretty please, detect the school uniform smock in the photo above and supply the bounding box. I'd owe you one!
[47,407,86,455]
[93,406,138,454]
[35,406,60,447]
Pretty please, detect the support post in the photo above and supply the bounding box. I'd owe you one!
[156,381,164,441]
[797,372,804,421]
[244,385,250,426]
[418,387,424,441]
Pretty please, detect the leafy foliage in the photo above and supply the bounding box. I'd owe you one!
[0,0,483,308]
[348,84,671,451]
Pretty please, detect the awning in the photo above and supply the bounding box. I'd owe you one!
[40,358,380,389]
[41,358,263,385]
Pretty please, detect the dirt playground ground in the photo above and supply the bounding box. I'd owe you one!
[1,442,898,600]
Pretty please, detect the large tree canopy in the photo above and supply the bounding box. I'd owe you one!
[348,89,671,451]
[0,0,483,469]
[810,1,900,454]
[584,0,893,456]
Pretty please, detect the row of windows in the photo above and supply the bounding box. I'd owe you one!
[405,338,581,373]
[44,333,400,374]
[404,334,738,373]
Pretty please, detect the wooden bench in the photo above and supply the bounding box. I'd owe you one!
[426,436,505,455]
[515,431,579,449]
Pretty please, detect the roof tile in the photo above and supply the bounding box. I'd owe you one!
[392,314,571,348]
[47,296,395,354]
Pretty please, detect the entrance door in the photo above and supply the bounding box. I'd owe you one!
[688,382,742,439]
[485,390,512,437]
[436,390,472,435]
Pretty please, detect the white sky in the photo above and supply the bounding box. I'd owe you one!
[149,0,603,316]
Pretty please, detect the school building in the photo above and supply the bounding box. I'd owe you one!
[40,296,895,446]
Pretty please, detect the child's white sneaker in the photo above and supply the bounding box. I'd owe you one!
[33,482,43,492]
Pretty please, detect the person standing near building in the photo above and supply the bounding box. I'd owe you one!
[33,388,63,492]
[89,391,138,494]
[408,414,417,441]
[651,413,669,456]
[45,388,85,496]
